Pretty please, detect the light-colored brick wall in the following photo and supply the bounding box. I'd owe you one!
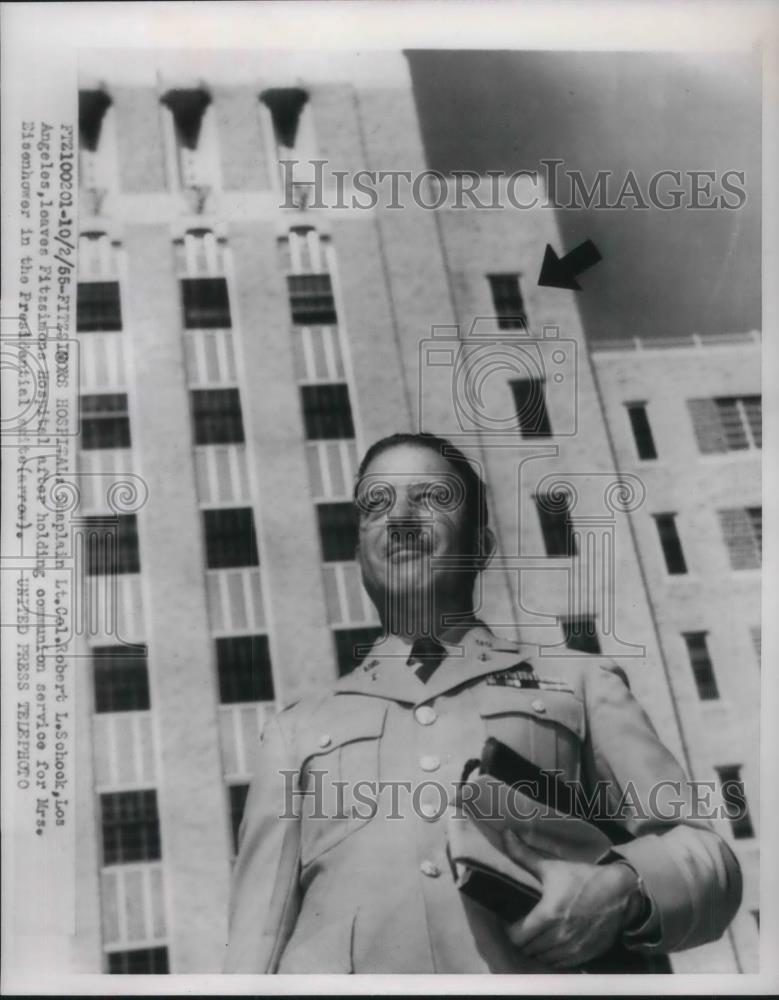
[123,223,233,970]
[228,220,336,704]
[213,87,273,192]
[113,88,167,194]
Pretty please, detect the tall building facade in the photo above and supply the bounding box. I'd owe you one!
[65,53,759,974]
[590,333,761,972]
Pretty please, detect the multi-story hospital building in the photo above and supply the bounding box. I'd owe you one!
[62,52,761,974]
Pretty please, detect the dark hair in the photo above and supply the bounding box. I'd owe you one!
[354,432,490,550]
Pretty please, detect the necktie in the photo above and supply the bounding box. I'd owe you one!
[406,637,447,683]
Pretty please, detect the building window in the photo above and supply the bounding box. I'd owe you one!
[653,513,688,575]
[334,626,383,677]
[83,515,140,575]
[93,646,150,713]
[284,225,330,275]
[191,389,244,445]
[161,88,215,190]
[216,634,274,704]
[682,632,719,700]
[107,946,169,974]
[317,503,359,562]
[715,765,754,839]
[561,616,601,654]
[79,89,112,156]
[688,395,762,453]
[79,89,114,197]
[79,393,131,450]
[488,274,527,329]
[510,379,552,437]
[718,506,762,569]
[100,790,161,865]
[228,783,250,855]
[77,281,122,332]
[262,87,310,151]
[203,508,259,569]
[535,493,576,557]
[181,277,231,329]
[300,384,355,440]
[626,402,657,460]
[287,273,337,326]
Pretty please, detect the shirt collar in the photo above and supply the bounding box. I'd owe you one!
[334,622,537,706]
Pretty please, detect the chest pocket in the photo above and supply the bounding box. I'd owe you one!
[296,696,388,868]
[475,686,585,782]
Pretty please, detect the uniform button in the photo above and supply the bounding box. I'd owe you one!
[531,699,546,714]
[414,705,437,726]
[419,755,441,772]
[319,734,332,748]
[420,860,441,878]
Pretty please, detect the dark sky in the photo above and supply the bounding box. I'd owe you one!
[406,51,761,343]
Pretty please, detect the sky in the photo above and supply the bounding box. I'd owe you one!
[406,51,761,343]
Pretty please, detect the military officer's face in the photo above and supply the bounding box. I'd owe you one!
[355,444,476,610]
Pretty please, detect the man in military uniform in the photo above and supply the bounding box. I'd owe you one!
[225,432,742,974]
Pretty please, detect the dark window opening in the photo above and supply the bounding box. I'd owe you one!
[181,277,231,329]
[191,388,244,445]
[287,273,337,326]
[108,947,169,974]
[714,397,749,450]
[83,515,140,576]
[261,87,309,148]
[682,632,719,700]
[229,783,250,855]
[653,513,688,575]
[688,395,762,453]
[300,383,354,440]
[535,493,576,557]
[747,506,762,547]
[716,765,754,839]
[626,403,657,460]
[216,634,275,704]
[718,506,762,570]
[100,790,161,865]
[317,503,359,563]
[80,393,131,450]
[161,88,211,150]
[510,378,552,437]
[203,507,259,569]
[93,645,150,713]
[77,281,122,332]
[79,89,112,152]
[488,274,528,330]
[561,616,601,654]
[741,395,762,447]
[334,626,384,677]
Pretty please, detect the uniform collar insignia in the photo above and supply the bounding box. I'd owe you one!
[333,623,540,705]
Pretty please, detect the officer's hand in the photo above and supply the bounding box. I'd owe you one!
[502,829,641,968]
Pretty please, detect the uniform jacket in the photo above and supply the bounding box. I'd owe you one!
[224,625,742,974]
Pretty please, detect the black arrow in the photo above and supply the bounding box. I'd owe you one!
[538,240,602,290]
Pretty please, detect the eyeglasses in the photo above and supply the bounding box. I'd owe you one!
[354,474,466,520]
